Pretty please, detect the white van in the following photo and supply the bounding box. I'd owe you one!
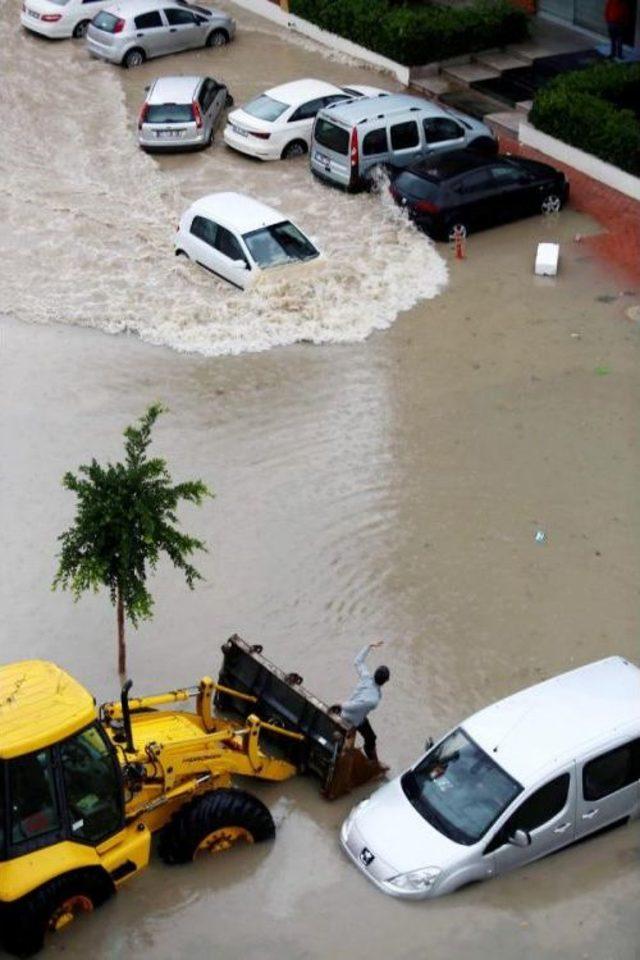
[341,656,640,898]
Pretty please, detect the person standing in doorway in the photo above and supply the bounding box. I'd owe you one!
[605,0,628,59]
[332,641,390,764]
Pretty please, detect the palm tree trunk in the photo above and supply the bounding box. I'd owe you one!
[117,587,126,681]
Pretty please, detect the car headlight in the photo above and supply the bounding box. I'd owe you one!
[387,867,441,892]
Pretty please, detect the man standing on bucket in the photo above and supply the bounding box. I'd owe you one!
[332,641,390,764]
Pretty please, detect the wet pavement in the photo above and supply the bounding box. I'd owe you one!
[1,0,640,957]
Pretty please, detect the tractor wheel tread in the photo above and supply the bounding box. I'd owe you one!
[1,869,112,957]
[158,788,275,865]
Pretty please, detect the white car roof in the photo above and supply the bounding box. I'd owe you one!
[463,656,640,787]
[148,76,202,104]
[104,0,210,15]
[188,192,287,234]
[263,78,343,107]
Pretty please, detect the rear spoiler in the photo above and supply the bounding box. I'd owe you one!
[216,635,386,799]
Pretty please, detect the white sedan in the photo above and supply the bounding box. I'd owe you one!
[21,0,112,37]
[223,77,388,161]
[174,192,321,289]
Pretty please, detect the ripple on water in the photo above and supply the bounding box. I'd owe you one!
[0,17,448,356]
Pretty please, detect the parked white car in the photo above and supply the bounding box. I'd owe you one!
[341,656,640,898]
[174,192,321,289]
[223,78,388,161]
[21,0,112,38]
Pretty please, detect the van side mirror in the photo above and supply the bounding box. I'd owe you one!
[508,828,531,848]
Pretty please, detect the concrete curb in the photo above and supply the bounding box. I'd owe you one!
[519,121,640,202]
[228,0,410,84]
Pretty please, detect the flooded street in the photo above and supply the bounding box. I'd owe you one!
[1,0,639,956]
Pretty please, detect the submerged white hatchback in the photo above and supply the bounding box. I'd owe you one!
[223,78,387,161]
[174,192,320,289]
[341,656,640,898]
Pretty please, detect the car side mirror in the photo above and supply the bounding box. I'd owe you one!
[424,736,434,751]
[144,85,150,93]
[508,828,531,848]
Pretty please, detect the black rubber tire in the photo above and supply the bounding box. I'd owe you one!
[225,92,234,108]
[175,249,187,257]
[122,47,145,68]
[471,136,498,156]
[206,28,228,47]
[2,870,113,958]
[72,19,90,37]
[158,789,275,865]
[281,140,307,160]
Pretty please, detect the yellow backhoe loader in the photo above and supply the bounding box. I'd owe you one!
[0,636,383,955]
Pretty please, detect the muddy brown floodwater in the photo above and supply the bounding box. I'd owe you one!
[1,0,639,957]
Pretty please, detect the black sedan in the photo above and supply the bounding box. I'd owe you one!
[389,150,569,241]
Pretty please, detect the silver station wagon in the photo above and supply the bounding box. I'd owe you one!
[341,656,640,898]
[86,0,235,68]
[138,75,232,150]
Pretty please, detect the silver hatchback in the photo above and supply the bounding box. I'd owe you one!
[138,75,232,150]
[86,0,235,68]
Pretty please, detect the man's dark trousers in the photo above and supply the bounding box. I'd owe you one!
[357,718,377,760]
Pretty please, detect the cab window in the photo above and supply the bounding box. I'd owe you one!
[289,98,325,122]
[60,726,123,844]
[135,11,163,27]
[583,740,640,801]
[423,117,464,144]
[190,215,218,247]
[214,226,246,264]
[164,7,196,24]
[485,774,570,853]
[9,750,62,847]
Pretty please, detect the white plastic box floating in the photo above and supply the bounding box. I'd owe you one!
[535,242,559,276]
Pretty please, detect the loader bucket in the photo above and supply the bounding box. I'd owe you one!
[216,635,386,799]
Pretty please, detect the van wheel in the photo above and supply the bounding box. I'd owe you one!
[175,249,188,258]
[122,48,145,68]
[225,92,234,108]
[2,870,113,957]
[72,19,90,37]
[207,28,228,46]
[158,789,275,864]
[281,140,307,160]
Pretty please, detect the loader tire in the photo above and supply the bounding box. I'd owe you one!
[158,788,275,864]
[2,869,113,957]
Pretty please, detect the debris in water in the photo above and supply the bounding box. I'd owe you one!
[596,294,617,303]
[594,366,610,376]
[534,530,546,543]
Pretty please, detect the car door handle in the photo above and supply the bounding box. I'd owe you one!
[136,31,143,35]
[553,822,572,834]
[582,809,599,820]
[169,27,177,31]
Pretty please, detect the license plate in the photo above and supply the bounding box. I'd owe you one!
[156,129,183,138]
[232,124,248,137]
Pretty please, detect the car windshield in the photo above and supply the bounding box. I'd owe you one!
[147,103,194,124]
[314,118,349,155]
[243,221,318,269]
[401,728,522,845]
[243,95,288,122]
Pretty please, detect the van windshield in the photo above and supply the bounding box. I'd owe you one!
[243,95,288,122]
[401,729,521,845]
[314,119,349,155]
[243,221,318,269]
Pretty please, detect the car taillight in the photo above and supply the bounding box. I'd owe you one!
[350,127,358,168]
[192,101,202,128]
[138,102,149,130]
[414,199,440,214]
[113,17,125,32]
[249,130,270,140]
[41,13,62,20]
